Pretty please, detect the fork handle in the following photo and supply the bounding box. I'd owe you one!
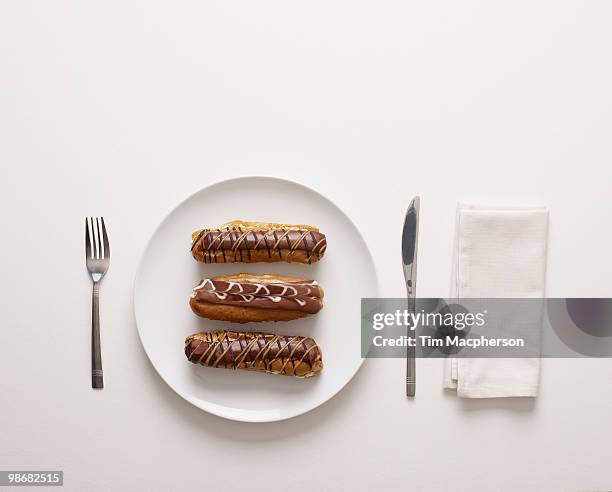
[91,283,104,389]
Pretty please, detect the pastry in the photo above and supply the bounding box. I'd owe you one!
[185,331,323,378]
[191,220,327,264]
[189,273,324,323]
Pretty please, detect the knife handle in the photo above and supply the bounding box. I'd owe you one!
[406,296,416,397]
[406,344,416,397]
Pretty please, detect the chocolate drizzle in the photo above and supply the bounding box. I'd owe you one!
[185,331,323,378]
[191,222,327,264]
[192,276,323,314]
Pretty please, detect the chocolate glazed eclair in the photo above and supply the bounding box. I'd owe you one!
[191,220,327,264]
[189,273,324,323]
[185,331,323,378]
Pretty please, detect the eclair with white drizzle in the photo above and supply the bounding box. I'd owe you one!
[191,220,327,264]
[189,273,324,323]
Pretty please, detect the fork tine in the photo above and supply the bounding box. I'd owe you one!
[96,217,104,259]
[96,217,102,259]
[100,217,110,259]
[85,217,92,259]
[93,217,100,259]
[97,218,104,259]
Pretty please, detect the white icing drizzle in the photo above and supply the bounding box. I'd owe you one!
[193,279,213,291]
[278,285,298,296]
[224,281,244,293]
[194,278,321,310]
[252,283,271,295]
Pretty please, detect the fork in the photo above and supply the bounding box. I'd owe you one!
[85,217,110,389]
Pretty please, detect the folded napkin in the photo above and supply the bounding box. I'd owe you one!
[443,204,549,398]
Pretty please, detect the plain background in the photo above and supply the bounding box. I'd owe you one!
[1,1,611,491]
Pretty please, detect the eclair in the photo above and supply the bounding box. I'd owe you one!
[189,273,324,323]
[191,220,327,264]
[185,331,323,378]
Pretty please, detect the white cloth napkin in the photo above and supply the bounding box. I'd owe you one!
[443,204,549,398]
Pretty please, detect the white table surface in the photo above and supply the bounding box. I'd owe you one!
[1,2,611,491]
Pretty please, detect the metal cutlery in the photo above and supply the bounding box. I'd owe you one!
[85,217,110,389]
[402,197,420,397]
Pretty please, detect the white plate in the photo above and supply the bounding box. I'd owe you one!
[134,176,378,422]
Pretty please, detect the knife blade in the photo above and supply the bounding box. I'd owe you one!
[402,196,420,397]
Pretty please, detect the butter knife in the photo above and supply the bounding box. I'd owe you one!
[402,196,420,397]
